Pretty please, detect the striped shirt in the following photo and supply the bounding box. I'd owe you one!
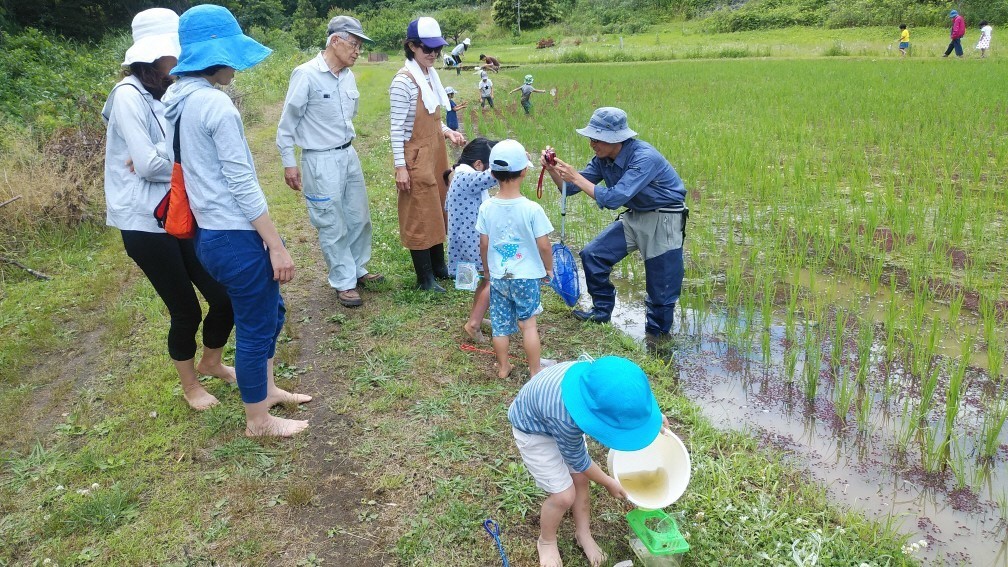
[389,72,450,167]
[508,362,591,472]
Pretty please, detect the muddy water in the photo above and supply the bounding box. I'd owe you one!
[576,268,1008,566]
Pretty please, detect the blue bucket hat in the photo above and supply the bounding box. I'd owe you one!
[576,107,638,144]
[171,4,271,75]
[950,10,958,17]
[560,356,662,451]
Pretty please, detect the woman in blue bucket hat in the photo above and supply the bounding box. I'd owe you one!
[508,356,668,567]
[163,4,312,437]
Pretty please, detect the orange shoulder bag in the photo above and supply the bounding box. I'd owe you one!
[153,116,197,239]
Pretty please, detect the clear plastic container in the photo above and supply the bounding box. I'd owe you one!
[626,509,689,566]
[630,537,684,567]
[454,262,480,291]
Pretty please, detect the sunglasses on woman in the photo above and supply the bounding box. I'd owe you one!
[417,43,442,56]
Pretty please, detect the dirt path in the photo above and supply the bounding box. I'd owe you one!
[274,277,394,566]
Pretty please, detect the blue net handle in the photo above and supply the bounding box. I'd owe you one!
[483,518,510,567]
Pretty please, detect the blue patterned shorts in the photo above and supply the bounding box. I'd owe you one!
[490,277,543,336]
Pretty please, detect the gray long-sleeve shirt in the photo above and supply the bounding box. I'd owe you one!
[101,75,173,233]
[162,77,267,231]
[276,53,359,168]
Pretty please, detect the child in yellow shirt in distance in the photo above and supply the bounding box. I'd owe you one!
[899,24,910,56]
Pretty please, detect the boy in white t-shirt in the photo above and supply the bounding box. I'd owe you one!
[478,70,494,109]
[476,139,554,378]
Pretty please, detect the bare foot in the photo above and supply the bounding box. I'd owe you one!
[265,387,313,408]
[575,532,606,567]
[245,415,309,438]
[497,361,513,379]
[463,321,485,343]
[182,383,220,411]
[196,360,237,384]
[537,538,563,567]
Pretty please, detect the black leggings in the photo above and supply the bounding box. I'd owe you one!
[121,230,234,361]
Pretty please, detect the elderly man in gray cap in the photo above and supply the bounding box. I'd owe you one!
[541,107,687,346]
[276,16,382,308]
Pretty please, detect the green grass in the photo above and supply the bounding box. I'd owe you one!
[9,25,1001,566]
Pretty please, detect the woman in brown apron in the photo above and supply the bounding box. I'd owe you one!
[389,16,466,292]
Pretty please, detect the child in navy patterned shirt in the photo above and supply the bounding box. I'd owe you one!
[445,137,498,343]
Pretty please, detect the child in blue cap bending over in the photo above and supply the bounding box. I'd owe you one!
[508,355,667,567]
[476,139,553,378]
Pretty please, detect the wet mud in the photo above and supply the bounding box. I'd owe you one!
[586,269,1008,566]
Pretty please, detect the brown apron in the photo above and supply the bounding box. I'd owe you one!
[397,67,450,250]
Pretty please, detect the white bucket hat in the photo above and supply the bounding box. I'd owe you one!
[123,8,181,66]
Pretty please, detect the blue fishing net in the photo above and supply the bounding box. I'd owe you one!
[550,242,580,307]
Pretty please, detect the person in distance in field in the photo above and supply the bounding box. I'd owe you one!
[540,107,688,349]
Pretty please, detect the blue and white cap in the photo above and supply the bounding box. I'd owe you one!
[489,139,531,172]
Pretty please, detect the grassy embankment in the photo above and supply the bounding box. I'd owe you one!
[6,25,1000,565]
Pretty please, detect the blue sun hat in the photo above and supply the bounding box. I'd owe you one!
[950,10,958,17]
[561,356,662,451]
[576,107,638,144]
[171,4,271,75]
[524,74,534,84]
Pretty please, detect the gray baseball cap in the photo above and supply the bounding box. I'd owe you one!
[327,15,372,43]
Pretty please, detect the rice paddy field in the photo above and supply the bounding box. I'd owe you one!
[434,56,1008,564]
[3,24,1007,566]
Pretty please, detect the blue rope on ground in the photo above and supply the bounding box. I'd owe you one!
[483,518,510,567]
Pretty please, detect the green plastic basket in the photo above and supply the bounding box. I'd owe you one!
[626,508,690,556]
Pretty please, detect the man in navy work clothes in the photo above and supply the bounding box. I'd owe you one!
[541,107,687,344]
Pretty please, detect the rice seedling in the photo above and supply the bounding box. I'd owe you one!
[979,398,1008,465]
[831,308,847,369]
[883,277,899,363]
[855,383,874,435]
[802,326,821,404]
[940,340,971,468]
[947,291,965,333]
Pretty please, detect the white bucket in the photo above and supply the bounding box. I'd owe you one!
[607,430,691,510]
[454,262,480,291]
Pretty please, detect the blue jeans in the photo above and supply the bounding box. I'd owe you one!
[944,38,963,56]
[195,229,285,404]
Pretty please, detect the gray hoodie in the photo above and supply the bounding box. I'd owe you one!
[162,76,267,231]
[102,75,172,233]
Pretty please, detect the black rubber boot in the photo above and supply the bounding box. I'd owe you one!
[430,243,451,280]
[410,249,445,293]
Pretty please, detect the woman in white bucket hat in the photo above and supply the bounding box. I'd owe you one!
[102,8,236,412]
